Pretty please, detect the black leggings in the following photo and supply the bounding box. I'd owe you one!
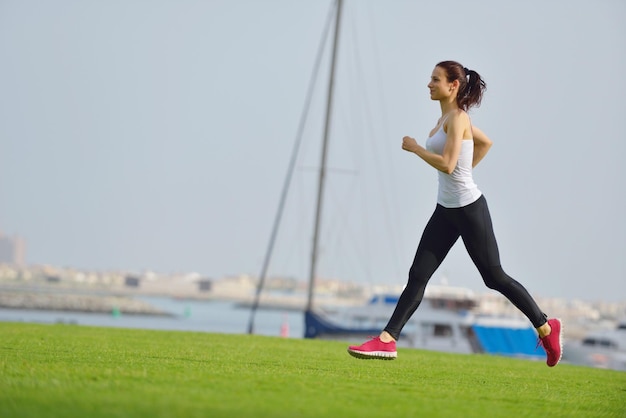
[384,195,547,340]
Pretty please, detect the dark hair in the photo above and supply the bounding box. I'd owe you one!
[436,60,486,111]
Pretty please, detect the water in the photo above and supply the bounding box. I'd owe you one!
[0,296,305,338]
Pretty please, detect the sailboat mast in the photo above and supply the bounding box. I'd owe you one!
[306,0,343,312]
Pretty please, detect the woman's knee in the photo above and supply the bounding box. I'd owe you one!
[407,270,429,293]
[480,265,513,290]
[408,251,440,284]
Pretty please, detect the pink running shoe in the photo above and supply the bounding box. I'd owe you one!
[538,318,563,367]
[347,336,397,360]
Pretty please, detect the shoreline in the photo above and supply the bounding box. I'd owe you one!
[0,291,173,316]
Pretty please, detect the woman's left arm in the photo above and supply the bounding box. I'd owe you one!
[402,112,466,174]
[471,125,493,167]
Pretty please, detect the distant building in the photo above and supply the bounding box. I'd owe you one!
[198,279,213,292]
[125,276,141,287]
[0,232,25,266]
[46,275,61,283]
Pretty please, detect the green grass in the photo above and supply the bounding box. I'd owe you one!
[1,323,625,418]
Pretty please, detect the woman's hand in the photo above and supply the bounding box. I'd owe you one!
[402,136,419,153]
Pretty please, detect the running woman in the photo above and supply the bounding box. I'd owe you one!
[347,60,562,367]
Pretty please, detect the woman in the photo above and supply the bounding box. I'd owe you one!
[347,61,562,367]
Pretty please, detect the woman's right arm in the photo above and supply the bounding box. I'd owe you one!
[471,126,493,167]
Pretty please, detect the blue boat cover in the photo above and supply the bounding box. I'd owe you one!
[304,310,379,339]
[472,325,545,357]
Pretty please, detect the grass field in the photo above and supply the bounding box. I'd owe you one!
[1,323,625,418]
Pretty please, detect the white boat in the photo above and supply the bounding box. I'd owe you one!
[305,284,546,359]
[562,322,626,371]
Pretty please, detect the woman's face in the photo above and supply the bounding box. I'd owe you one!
[427,66,454,101]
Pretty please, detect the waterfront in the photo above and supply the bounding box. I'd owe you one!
[0,296,305,338]
[1,267,626,349]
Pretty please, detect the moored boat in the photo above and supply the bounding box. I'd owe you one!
[562,322,626,371]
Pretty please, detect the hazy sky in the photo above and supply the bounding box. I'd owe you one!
[1,0,624,302]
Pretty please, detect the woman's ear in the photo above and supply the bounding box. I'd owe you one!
[448,79,459,92]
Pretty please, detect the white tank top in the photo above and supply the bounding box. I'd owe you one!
[425,120,482,208]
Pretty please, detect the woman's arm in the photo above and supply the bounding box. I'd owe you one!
[471,125,493,167]
[402,111,467,174]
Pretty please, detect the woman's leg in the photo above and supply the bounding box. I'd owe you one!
[458,196,547,328]
[383,205,460,340]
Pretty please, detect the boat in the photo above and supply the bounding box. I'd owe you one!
[562,322,626,371]
[305,283,546,359]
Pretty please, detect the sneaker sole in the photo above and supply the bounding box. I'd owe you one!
[347,348,397,360]
[552,318,564,367]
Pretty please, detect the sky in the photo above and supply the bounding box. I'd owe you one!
[1,0,625,302]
